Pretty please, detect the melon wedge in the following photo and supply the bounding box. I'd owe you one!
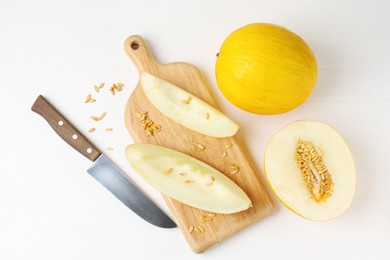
[125,143,252,214]
[140,72,239,138]
[264,120,356,220]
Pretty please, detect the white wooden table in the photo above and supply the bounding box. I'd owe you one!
[1,0,389,259]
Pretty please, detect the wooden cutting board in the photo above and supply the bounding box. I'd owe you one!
[123,35,275,253]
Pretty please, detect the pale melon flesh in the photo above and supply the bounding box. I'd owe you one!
[125,143,252,214]
[264,120,356,220]
[140,72,239,138]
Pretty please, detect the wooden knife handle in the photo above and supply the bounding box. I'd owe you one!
[31,95,101,162]
[124,35,158,72]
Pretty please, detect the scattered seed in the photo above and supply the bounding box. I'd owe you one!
[196,144,205,151]
[85,94,91,103]
[85,94,96,103]
[109,83,121,95]
[205,182,213,186]
[222,151,227,158]
[194,227,201,233]
[110,83,123,95]
[98,82,105,89]
[143,119,153,129]
[225,143,233,148]
[200,215,213,222]
[115,84,122,92]
[188,226,194,234]
[205,112,210,119]
[229,163,239,169]
[105,128,113,131]
[182,96,192,105]
[179,172,188,176]
[94,85,99,93]
[184,180,194,184]
[211,176,215,182]
[150,125,161,131]
[88,127,96,133]
[197,226,205,233]
[231,169,239,175]
[229,163,240,175]
[164,168,173,174]
[107,147,114,151]
[91,112,106,121]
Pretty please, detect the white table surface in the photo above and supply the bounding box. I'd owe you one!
[1,0,389,259]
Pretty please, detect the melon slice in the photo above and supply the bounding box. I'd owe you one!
[264,120,356,220]
[125,143,252,214]
[140,72,239,138]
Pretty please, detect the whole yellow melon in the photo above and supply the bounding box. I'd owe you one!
[215,23,318,114]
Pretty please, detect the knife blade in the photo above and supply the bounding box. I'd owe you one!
[31,95,176,228]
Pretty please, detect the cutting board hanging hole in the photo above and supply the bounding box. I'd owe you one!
[131,41,140,50]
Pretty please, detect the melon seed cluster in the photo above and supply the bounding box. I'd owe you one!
[295,139,334,202]
[136,111,162,136]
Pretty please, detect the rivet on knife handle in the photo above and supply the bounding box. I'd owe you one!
[31,95,101,162]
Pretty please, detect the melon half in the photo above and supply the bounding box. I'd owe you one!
[125,143,252,214]
[264,120,356,220]
[140,72,239,138]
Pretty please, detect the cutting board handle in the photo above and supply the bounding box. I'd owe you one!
[124,35,157,72]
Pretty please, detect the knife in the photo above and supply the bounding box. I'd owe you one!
[31,95,176,228]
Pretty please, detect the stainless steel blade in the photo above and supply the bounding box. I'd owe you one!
[87,154,176,228]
